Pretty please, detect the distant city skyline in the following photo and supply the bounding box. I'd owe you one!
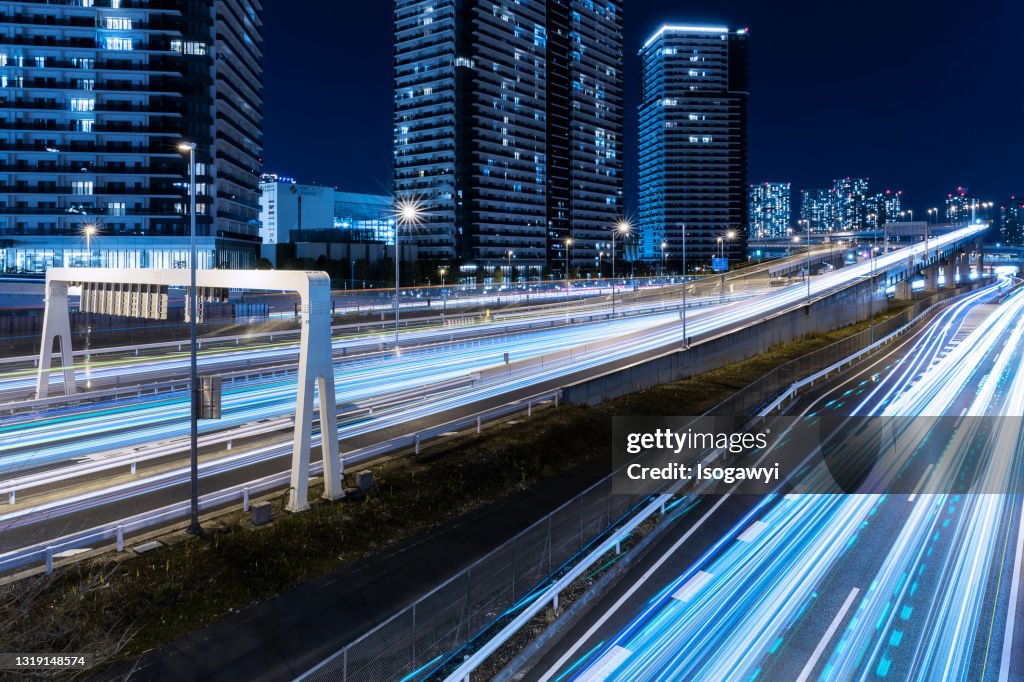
[263,0,1022,217]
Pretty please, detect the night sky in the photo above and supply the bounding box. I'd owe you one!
[261,0,1022,216]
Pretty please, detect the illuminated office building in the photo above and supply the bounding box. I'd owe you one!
[0,0,263,274]
[637,24,749,267]
[393,0,624,275]
[748,182,790,239]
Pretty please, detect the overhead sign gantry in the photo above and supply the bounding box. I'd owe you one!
[35,268,342,512]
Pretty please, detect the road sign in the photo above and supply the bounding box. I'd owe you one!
[712,257,729,272]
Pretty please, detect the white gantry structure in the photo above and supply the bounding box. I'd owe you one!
[35,267,342,512]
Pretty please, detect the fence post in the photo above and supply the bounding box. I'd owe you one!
[116,525,124,552]
[45,546,53,575]
[243,486,250,512]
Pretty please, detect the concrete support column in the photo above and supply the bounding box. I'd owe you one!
[894,277,914,301]
[922,265,939,294]
[941,260,955,289]
[974,239,985,277]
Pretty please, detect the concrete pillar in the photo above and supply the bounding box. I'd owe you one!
[974,239,985,276]
[894,277,914,301]
[922,265,938,294]
[941,260,955,289]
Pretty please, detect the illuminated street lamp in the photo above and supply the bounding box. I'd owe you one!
[393,198,423,352]
[564,237,574,301]
[611,219,631,316]
[82,223,97,267]
[661,241,667,275]
[438,266,448,316]
[177,141,200,536]
[506,249,514,282]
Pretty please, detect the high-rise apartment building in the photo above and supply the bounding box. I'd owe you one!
[865,189,902,228]
[0,0,264,274]
[1001,196,1024,246]
[637,25,749,268]
[946,186,978,224]
[833,177,869,230]
[393,0,623,276]
[748,182,790,239]
[800,188,836,233]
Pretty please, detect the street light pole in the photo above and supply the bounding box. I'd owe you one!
[680,223,688,346]
[439,267,447,317]
[178,141,200,536]
[393,200,423,353]
[394,223,400,349]
[804,219,811,307]
[611,221,630,317]
[565,237,573,302]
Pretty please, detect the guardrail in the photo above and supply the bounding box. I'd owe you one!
[0,387,563,576]
[0,375,479,505]
[708,279,996,417]
[1,291,754,415]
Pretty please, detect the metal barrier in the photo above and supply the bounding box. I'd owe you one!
[297,475,649,682]
[707,280,995,417]
[0,389,562,576]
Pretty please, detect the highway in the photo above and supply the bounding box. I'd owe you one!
[531,274,1023,681]
[0,225,988,571]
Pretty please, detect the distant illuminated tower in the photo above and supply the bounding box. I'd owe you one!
[1001,196,1024,246]
[945,186,977,223]
[800,189,836,233]
[865,189,902,227]
[748,182,790,239]
[833,177,869,230]
[637,24,749,267]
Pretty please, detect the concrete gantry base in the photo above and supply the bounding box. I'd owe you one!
[35,268,343,514]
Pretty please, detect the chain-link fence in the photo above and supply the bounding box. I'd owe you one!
[300,477,646,682]
[707,280,993,416]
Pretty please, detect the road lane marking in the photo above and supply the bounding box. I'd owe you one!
[907,463,935,502]
[576,645,631,682]
[795,586,860,682]
[999,497,1024,681]
[672,570,714,603]
[537,495,731,682]
[737,520,769,543]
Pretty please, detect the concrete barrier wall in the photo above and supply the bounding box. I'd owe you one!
[563,277,888,407]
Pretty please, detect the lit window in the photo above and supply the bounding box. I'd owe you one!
[105,17,132,30]
[70,98,95,112]
[104,37,133,51]
[72,181,94,195]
